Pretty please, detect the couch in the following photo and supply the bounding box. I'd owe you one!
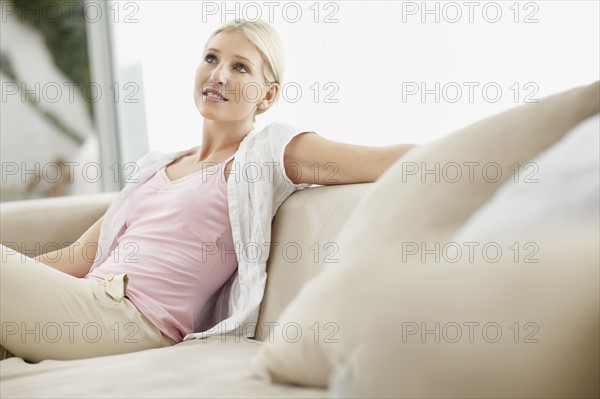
[1,81,599,398]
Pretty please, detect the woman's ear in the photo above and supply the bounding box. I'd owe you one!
[264,82,280,107]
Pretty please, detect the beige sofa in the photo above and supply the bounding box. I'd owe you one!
[0,183,366,398]
[2,82,599,398]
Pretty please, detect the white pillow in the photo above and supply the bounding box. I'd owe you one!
[453,113,599,242]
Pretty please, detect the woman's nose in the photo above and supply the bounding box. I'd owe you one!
[209,65,228,85]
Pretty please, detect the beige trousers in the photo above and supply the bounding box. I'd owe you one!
[0,244,176,363]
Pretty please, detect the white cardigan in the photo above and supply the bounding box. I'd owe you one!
[89,121,317,341]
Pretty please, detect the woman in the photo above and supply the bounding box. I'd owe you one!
[0,19,415,363]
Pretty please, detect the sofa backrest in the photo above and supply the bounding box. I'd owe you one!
[254,183,372,342]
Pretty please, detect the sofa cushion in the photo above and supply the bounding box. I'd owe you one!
[451,114,600,243]
[327,226,599,399]
[249,81,600,388]
[256,183,371,341]
[328,113,600,398]
[0,335,327,398]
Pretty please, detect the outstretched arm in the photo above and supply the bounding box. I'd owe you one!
[284,132,417,185]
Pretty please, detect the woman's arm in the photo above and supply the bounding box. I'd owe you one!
[284,132,418,185]
[35,213,106,278]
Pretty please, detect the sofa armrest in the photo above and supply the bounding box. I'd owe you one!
[0,192,118,257]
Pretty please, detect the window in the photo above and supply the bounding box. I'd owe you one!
[2,1,598,201]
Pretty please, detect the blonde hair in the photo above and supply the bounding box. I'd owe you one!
[203,19,285,119]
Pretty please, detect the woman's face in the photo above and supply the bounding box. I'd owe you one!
[194,29,271,123]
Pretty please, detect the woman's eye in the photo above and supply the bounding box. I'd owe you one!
[204,54,248,73]
[235,64,249,73]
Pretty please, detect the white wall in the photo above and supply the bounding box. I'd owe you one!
[109,0,600,153]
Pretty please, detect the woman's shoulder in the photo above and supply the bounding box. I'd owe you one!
[252,121,315,142]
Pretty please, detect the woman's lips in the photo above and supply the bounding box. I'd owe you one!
[203,93,228,103]
[202,88,229,102]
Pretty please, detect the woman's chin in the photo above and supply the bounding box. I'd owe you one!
[195,102,248,123]
[197,109,229,122]
[196,106,218,120]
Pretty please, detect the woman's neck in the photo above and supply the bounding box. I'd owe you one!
[195,120,254,163]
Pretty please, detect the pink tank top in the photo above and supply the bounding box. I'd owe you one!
[85,153,239,342]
